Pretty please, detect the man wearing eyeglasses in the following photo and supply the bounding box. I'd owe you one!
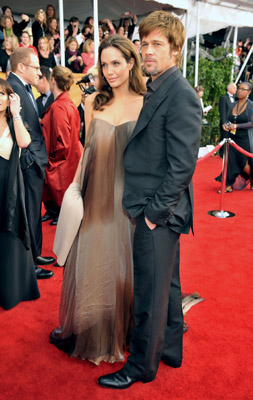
[7,47,54,279]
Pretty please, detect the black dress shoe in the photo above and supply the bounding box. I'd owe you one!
[161,355,182,368]
[35,256,56,265]
[97,369,150,389]
[50,217,58,226]
[49,327,73,352]
[41,211,54,222]
[35,266,54,279]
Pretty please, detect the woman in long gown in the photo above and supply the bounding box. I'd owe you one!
[216,82,253,192]
[0,79,40,310]
[50,35,146,364]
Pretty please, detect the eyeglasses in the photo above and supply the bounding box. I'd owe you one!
[22,63,41,71]
[237,88,250,91]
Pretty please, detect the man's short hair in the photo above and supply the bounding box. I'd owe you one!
[70,16,79,23]
[10,47,35,72]
[40,66,51,81]
[138,11,185,67]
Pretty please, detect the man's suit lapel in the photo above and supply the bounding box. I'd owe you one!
[9,73,39,118]
[127,69,181,146]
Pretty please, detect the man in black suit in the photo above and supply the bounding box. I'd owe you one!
[219,82,237,142]
[98,11,202,389]
[35,65,57,224]
[36,66,54,119]
[8,48,54,279]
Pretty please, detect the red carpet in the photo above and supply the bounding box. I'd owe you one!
[1,155,252,400]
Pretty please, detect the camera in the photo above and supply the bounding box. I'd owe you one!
[76,74,96,95]
[76,73,94,85]
[81,86,96,95]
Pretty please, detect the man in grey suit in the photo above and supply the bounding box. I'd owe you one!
[8,48,54,279]
[98,11,202,389]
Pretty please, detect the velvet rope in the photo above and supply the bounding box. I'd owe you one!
[197,140,225,163]
[230,141,253,158]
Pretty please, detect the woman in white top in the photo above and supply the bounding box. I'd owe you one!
[0,78,40,310]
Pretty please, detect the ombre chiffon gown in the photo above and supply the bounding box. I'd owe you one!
[52,118,136,365]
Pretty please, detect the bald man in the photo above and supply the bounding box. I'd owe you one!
[219,83,237,139]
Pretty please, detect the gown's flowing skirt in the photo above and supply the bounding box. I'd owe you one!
[0,156,40,310]
[57,119,136,364]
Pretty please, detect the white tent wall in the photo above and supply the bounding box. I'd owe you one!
[154,1,253,37]
[4,0,253,35]
[3,0,180,23]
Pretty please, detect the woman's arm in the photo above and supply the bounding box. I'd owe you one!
[84,92,96,134]
[9,93,31,148]
[236,101,253,130]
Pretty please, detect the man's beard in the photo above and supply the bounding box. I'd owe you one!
[143,64,159,76]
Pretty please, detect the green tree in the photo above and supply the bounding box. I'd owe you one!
[186,47,234,146]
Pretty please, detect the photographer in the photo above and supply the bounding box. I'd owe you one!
[76,68,98,145]
[118,11,137,40]
[64,16,84,46]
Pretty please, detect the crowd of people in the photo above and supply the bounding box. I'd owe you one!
[0,5,140,74]
[0,4,253,391]
[235,37,253,81]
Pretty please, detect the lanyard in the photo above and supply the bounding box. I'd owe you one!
[233,100,248,122]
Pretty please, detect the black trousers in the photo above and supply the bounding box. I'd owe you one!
[123,213,183,381]
[44,201,60,218]
[22,163,44,261]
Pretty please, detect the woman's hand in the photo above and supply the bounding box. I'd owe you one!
[222,123,230,131]
[9,93,21,118]
[21,14,30,22]
[77,56,83,65]
[69,55,77,62]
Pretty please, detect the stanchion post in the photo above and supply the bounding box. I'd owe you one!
[219,139,230,212]
[208,139,235,218]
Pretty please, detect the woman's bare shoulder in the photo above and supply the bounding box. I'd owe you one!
[131,94,144,110]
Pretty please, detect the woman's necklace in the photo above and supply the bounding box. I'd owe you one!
[234,99,248,117]
[233,99,248,123]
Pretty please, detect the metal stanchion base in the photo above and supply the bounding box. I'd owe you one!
[208,210,235,218]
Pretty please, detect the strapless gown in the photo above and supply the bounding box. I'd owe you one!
[54,118,136,364]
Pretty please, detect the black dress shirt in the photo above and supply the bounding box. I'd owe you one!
[143,65,178,107]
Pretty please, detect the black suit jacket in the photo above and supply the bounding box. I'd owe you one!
[219,93,234,139]
[7,73,48,178]
[36,93,54,119]
[123,68,202,234]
